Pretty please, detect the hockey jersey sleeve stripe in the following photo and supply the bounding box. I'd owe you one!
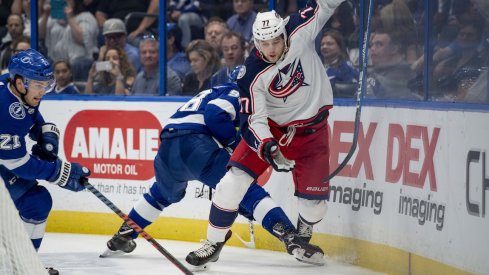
[166,114,205,126]
[0,153,30,170]
[4,154,57,181]
[208,98,237,120]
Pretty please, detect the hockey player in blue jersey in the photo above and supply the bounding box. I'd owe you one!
[101,66,322,266]
[0,49,91,274]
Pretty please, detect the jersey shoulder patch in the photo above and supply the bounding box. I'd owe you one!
[9,102,26,120]
[236,65,246,80]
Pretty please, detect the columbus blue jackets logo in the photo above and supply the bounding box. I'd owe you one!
[9,102,25,119]
[269,59,309,99]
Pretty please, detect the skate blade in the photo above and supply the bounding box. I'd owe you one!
[99,248,127,258]
[293,249,326,266]
[186,263,210,272]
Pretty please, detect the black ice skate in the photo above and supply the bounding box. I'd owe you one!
[297,216,313,243]
[46,267,59,275]
[185,230,232,268]
[100,222,137,257]
[273,223,325,266]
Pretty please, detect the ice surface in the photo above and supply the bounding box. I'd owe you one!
[39,233,384,275]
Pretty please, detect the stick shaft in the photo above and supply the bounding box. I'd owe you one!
[323,0,375,182]
[83,180,193,275]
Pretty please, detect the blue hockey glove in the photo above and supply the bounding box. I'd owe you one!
[48,160,91,192]
[262,140,295,172]
[33,123,60,162]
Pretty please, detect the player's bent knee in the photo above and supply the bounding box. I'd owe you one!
[18,186,53,221]
[214,167,254,209]
[149,183,180,207]
[298,198,328,224]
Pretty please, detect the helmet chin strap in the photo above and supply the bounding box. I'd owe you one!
[11,77,34,108]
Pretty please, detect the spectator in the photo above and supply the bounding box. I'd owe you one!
[226,0,256,42]
[0,14,25,71]
[324,0,355,39]
[82,0,101,16]
[366,30,419,100]
[169,0,206,48]
[320,29,358,97]
[204,17,230,54]
[85,46,136,95]
[0,0,13,38]
[166,23,191,79]
[95,0,159,42]
[277,0,308,15]
[99,18,140,72]
[377,0,419,64]
[38,0,99,81]
[0,36,30,75]
[11,35,30,53]
[210,31,246,86]
[166,23,191,80]
[182,39,221,96]
[431,20,485,101]
[10,0,32,37]
[131,35,182,96]
[200,0,234,20]
[48,60,80,95]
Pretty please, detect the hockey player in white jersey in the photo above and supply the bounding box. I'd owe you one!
[0,49,91,275]
[101,67,322,267]
[187,0,345,268]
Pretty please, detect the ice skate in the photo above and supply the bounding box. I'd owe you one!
[273,223,325,266]
[100,222,137,258]
[185,230,232,269]
[297,217,313,243]
[45,267,59,275]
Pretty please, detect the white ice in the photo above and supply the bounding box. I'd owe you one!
[39,233,384,275]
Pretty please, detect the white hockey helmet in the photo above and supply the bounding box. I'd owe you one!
[252,10,289,60]
[252,10,287,41]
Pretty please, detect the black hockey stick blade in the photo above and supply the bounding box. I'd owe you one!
[81,178,193,275]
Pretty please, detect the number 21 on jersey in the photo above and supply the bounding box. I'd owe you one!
[0,134,21,150]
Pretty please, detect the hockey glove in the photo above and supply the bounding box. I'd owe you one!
[262,140,295,172]
[32,123,60,162]
[48,159,91,192]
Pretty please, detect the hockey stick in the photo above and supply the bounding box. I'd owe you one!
[323,0,374,182]
[234,220,256,249]
[81,178,193,275]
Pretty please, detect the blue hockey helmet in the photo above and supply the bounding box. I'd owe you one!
[8,49,55,91]
[228,65,246,83]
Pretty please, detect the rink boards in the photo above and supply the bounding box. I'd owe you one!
[38,98,488,275]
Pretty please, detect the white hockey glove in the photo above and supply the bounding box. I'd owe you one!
[262,140,295,172]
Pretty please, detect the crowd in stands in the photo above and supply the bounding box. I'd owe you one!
[0,0,487,103]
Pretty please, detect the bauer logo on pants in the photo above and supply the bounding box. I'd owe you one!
[64,110,162,180]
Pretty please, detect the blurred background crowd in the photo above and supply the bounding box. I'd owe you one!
[0,0,487,103]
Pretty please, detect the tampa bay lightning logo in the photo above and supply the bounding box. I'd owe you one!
[9,102,25,119]
[269,59,309,100]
